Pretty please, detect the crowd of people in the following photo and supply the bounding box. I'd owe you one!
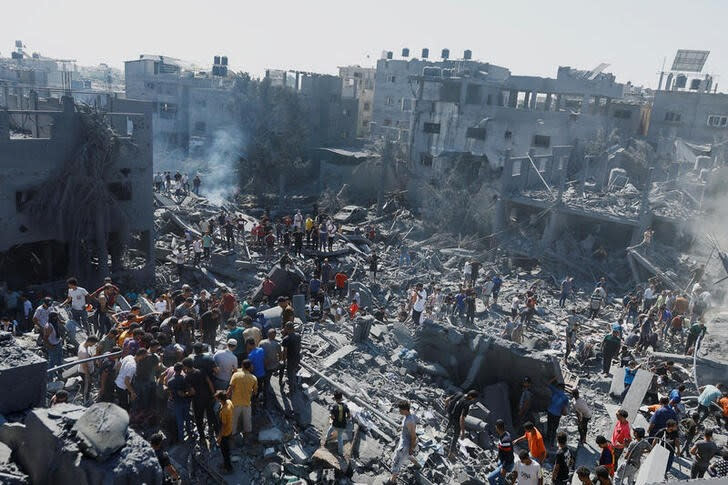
[1,205,727,485]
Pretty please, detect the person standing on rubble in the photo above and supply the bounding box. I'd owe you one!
[293,227,303,257]
[369,251,379,283]
[323,391,351,456]
[445,390,479,460]
[492,274,503,305]
[546,378,570,448]
[514,422,547,464]
[559,276,574,308]
[601,329,621,375]
[227,359,258,442]
[62,278,90,332]
[690,428,720,478]
[318,220,329,252]
[589,284,606,320]
[564,309,580,363]
[280,322,301,394]
[487,419,515,485]
[224,220,235,251]
[465,288,476,325]
[411,283,427,325]
[463,260,472,287]
[388,400,418,484]
[202,232,213,261]
[611,409,632,466]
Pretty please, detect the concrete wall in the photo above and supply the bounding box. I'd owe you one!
[647,90,728,148]
[0,97,154,281]
[339,65,376,138]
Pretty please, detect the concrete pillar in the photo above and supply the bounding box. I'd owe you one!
[508,89,518,108]
[545,93,552,111]
[555,94,562,111]
[529,91,537,110]
[581,94,590,114]
[542,211,565,245]
[495,150,512,232]
[0,110,9,142]
[631,167,654,244]
[522,91,530,109]
[604,97,611,115]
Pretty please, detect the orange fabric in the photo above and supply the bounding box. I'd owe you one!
[719,397,728,417]
[526,428,546,461]
[349,302,359,318]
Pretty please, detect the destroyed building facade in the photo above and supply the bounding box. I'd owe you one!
[338,65,376,138]
[0,97,154,288]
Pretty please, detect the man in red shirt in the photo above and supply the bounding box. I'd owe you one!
[349,299,359,319]
[220,291,236,323]
[262,277,276,305]
[612,408,632,466]
[334,271,348,299]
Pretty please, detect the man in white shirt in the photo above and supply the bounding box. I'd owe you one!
[411,283,427,325]
[77,335,99,404]
[63,277,89,332]
[154,295,168,314]
[115,349,144,410]
[513,449,543,485]
[214,339,239,390]
[293,210,303,231]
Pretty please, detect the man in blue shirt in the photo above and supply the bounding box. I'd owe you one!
[546,378,570,447]
[620,361,641,400]
[246,338,266,402]
[669,385,685,406]
[648,396,677,437]
[491,275,503,304]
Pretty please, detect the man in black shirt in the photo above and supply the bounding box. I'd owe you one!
[200,310,220,354]
[323,391,350,455]
[446,389,479,459]
[182,357,218,446]
[655,419,680,478]
[553,432,573,485]
[150,432,180,483]
[281,322,301,394]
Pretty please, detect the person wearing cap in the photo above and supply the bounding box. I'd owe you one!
[214,339,239,390]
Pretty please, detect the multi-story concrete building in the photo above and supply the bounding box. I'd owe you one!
[647,89,728,151]
[338,65,375,137]
[124,55,239,156]
[0,97,154,288]
[265,69,359,147]
[370,49,511,144]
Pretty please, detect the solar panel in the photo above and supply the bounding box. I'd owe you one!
[671,49,710,72]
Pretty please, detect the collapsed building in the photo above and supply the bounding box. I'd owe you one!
[0,97,155,289]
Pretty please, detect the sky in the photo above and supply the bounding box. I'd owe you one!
[2,0,727,90]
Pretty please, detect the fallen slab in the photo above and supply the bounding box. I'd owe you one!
[634,444,670,485]
[621,369,653,423]
[0,333,47,415]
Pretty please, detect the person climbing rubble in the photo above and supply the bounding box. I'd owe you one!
[387,400,418,484]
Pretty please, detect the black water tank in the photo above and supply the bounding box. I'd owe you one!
[214,55,221,65]
[386,51,393,60]
[464,49,472,60]
[421,48,429,59]
[402,48,410,57]
[441,48,450,60]
[221,56,228,66]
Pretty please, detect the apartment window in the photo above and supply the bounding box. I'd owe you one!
[159,103,178,119]
[401,98,412,112]
[532,135,550,148]
[538,158,547,172]
[385,96,394,106]
[465,127,486,140]
[383,119,391,126]
[194,121,206,133]
[465,85,483,105]
[389,75,396,83]
[144,82,155,90]
[512,160,522,176]
[400,129,409,141]
[363,102,370,111]
[707,115,728,128]
[664,111,681,122]
[613,109,632,119]
[423,122,441,134]
[504,130,512,140]
[420,153,433,167]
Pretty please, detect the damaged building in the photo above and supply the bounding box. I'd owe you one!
[0,96,154,288]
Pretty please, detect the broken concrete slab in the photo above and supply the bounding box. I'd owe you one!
[621,369,653,422]
[634,444,670,485]
[72,403,129,462]
[259,427,284,444]
[320,345,356,369]
[0,335,48,415]
[609,365,626,397]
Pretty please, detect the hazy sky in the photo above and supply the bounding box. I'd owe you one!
[3,0,727,89]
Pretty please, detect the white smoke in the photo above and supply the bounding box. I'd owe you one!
[198,128,246,205]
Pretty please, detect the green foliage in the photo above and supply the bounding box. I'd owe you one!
[232,75,311,189]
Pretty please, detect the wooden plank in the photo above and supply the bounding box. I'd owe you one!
[621,370,654,424]
[320,344,357,369]
[634,444,670,485]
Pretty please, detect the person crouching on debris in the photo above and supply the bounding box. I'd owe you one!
[388,400,418,484]
[323,391,351,456]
